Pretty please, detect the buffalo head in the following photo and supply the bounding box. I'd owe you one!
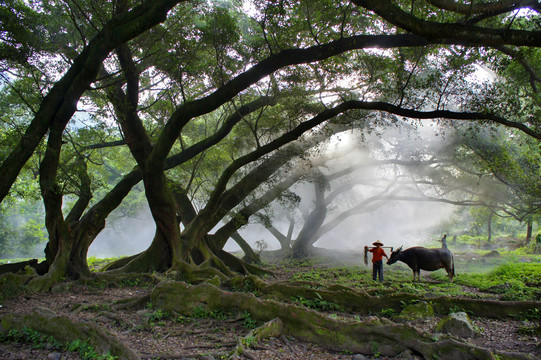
[387,245,403,265]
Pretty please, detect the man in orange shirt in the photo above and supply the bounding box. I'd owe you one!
[365,240,389,282]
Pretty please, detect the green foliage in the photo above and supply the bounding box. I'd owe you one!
[87,257,121,272]
[290,265,365,286]
[0,327,60,349]
[520,308,540,321]
[292,293,341,311]
[191,306,229,320]
[0,199,46,259]
[242,311,258,329]
[147,309,171,325]
[65,339,117,360]
[241,334,257,348]
[379,308,397,318]
[0,0,48,63]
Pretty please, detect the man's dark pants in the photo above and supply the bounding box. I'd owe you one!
[372,260,384,282]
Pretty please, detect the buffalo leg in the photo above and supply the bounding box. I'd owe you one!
[446,268,454,282]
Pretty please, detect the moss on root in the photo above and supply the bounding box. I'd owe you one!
[0,309,139,360]
[0,273,33,302]
[224,276,541,319]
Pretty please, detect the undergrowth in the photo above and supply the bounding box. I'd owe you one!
[0,327,117,360]
[454,262,541,301]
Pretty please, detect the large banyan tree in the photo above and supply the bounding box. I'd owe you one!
[0,0,539,288]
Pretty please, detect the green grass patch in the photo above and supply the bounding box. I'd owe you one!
[87,257,122,272]
[292,293,341,311]
[455,262,541,301]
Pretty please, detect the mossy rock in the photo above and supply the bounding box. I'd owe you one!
[436,312,475,338]
[395,301,434,322]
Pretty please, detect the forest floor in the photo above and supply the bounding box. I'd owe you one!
[0,250,540,360]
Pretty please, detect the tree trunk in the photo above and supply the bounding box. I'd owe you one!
[267,225,294,251]
[487,212,493,243]
[30,123,94,290]
[230,232,260,264]
[292,178,327,258]
[525,219,533,245]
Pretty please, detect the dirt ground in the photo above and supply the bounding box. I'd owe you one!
[0,267,539,360]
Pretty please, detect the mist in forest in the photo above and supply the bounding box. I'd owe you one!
[88,207,155,258]
[235,124,459,254]
[236,184,456,253]
[85,124,460,258]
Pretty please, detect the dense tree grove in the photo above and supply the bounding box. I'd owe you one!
[0,0,539,285]
[1,1,540,359]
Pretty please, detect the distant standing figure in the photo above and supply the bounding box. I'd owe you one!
[365,240,389,282]
[441,234,448,249]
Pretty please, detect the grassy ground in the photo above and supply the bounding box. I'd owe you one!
[261,235,541,302]
[2,235,540,302]
[1,238,540,359]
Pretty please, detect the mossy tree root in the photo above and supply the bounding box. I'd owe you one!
[0,309,140,360]
[230,318,285,358]
[78,272,162,288]
[223,276,540,319]
[216,250,273,277]
[151,281,532,359]
[0,273,34,302]
[101,254,139,271]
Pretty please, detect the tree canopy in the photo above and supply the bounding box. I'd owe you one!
[0,0,539,285]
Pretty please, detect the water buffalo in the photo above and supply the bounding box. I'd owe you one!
[387,246,455,282]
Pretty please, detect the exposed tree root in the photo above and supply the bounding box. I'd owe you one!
[230,318,285,358]
[0,273,33,302]
[150,281,535,360]
[428,297,540,318]
[217,250,273,277]
[224,276,540,319]
[101,254,139,271]
[112,294,152,310]
[0,308,140,360]
[0,259,39,275]
[79,272,162,288]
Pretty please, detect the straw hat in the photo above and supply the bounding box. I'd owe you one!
[372,240,384,246]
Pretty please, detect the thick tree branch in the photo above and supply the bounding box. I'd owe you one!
[213,167,307,246]
[82,139,128,150]
[352,0,541,47]
[352,101,541,139]
[427,0,541,15]
[68,97,277,246]
[149,34,436,168]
